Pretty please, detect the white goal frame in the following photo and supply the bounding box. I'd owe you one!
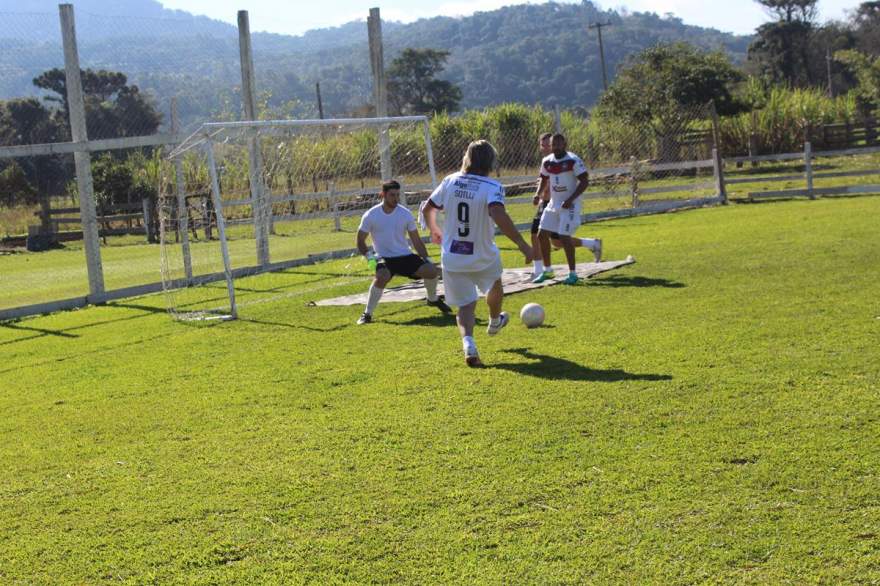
[165,115,438,321]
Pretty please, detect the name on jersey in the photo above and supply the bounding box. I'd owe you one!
[454,189,475,200]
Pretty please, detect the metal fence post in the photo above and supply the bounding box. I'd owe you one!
[804,141,814,199]
[713,147,727,204]
[60,4,105,301]
[629,156,640,208]
[329,182,341,232]
[554,105,563,134]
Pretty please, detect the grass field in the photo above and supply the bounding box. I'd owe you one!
[1,195,878,583]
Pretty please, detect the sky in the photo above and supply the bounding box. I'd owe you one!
[158,0,861,36]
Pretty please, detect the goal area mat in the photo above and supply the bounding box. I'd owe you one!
[309,257,635,307]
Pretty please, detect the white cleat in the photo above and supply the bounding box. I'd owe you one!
[465,345,483,368]
[487,311,510,336]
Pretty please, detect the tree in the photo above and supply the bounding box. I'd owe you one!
[32,68,161,139]
[756,0,818,23]
[598,42,745,128]
[747,0,818,87]
[836,50,880,115]
[853,2,880,56]
[387,49,462,115]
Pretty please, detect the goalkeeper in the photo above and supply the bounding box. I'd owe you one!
[355,180,451,325]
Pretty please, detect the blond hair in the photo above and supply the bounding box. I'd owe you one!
[460,140,497,175]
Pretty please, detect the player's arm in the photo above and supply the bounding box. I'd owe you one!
[563,172,590,209]
[356,230,371,257]
[489,202,532,263]
[409,229,432,260]
[424,200,443,244]
[533,176,549,205]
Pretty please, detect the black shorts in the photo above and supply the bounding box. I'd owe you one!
[530,200,560,239]
[377,254,426,279]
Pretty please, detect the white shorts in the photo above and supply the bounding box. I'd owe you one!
[441,256,503,308]
[539,206,581,237]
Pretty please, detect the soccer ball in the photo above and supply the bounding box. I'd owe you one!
[520,303,545,328]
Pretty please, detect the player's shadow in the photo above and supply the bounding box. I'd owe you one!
[490,348,672,382]
[588,275,686,288]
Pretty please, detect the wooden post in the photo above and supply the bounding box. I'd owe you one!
[629,156,640,208]
[712,147,727,204]
[329,182,341,232]
[141,195,153,242]
[238,10,272,265]
[60,4,105,301]
[39,194,52,237]
[804,141,814,200]
[368,8,392,181]
[171,98,193,281]
[554,105,562,134]
[748,110,759,168]
[866,117,877,146]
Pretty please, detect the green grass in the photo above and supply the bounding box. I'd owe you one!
[1,196,879,583]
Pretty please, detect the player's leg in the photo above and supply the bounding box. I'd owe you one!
[414,259,452,314]
[530,212,544,278]
[443,271,482,367]
[359,266,391,324]
[551,234,601,262]
[558,210,581,284]
[477,259,509,336]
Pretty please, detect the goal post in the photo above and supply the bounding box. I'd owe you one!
[161,115,438,321]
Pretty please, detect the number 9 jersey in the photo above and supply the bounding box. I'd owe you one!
[428,172,505,272]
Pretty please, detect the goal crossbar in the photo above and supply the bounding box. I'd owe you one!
[169,115,431,159]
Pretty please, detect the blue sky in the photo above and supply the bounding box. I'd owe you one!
[158,0,860,36]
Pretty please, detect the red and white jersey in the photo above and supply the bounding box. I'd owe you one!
[540,151,588,211]
[428,172,505,272]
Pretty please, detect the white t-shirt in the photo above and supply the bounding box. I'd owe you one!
[540,151,588,212]
[428,172,505,272]
[357,203,417,259]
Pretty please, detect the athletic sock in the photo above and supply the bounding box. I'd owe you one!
[581,238,599,250]
[489,315,501,327]
[533,260,544,275]
[462,336,477,352]
[424,278,438,302]
[365,284,383,315]
[569,271,578,278]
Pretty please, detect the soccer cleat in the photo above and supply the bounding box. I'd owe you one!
[531,270,554,284]
[563,273,580,285]
[487,311,510,336]
[426,296,453,314]
[465,346,483,368]
[357,312,372,325]
[592,239,603,263]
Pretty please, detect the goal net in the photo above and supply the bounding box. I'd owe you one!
[159,116,437,321]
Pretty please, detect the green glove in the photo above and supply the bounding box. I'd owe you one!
[366,253,378,272]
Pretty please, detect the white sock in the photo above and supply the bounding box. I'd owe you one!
[365,284,383,315]
[581,238,599,250]
[462,335,477,352]
[533,260,544,274]
[489,315,501,326]
[424,278,438,302]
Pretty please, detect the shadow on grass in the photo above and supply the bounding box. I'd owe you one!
[385,313,457,327]
[489,348,672,382]
[588,275,686,288]
[238,317,350,333]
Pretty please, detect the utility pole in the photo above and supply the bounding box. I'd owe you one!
[589,22,612,92]
[315,81,324,119]
[826,47,834,98]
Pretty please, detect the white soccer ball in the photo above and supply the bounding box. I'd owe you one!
[520,303,545,328]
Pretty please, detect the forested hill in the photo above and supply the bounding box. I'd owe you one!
[0,0,751,125]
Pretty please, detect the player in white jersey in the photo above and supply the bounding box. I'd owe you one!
[534,134,601,285]
[424,140,533,368]
[356,180,451,324]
